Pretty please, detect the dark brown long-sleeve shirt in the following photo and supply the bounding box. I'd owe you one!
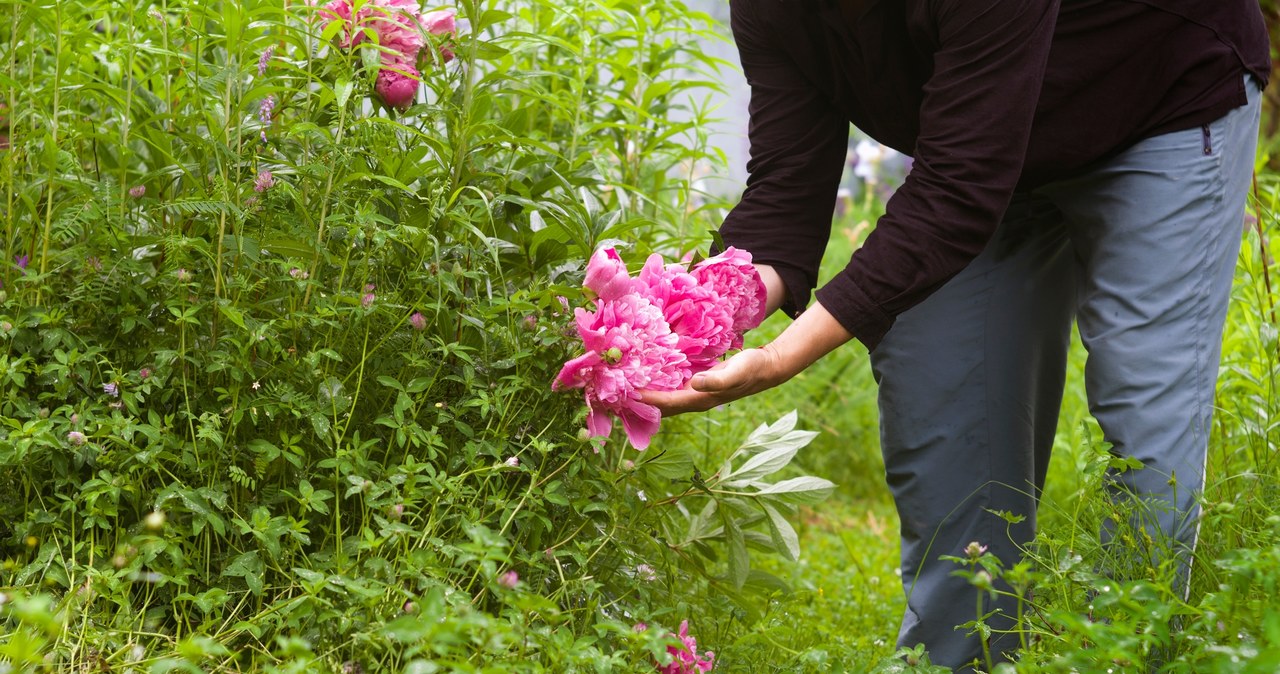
[719,0,1271,350]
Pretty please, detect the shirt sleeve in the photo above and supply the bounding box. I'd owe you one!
[815,0,1060,350]
[718,0,850,320]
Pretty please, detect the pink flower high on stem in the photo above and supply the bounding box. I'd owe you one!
[375,61,420,109]
[660,621,715,674]
[315,1,457,107]
[128,185,146,198]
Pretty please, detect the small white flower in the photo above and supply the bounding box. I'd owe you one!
[503,456,519,467]
[251,381,261,390]
[636,490,647,502]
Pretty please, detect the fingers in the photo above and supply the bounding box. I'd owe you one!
[638,388,721,416]
[640,350,768,415]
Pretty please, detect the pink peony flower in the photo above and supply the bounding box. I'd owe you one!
[418,9,456,62]
[555,247,766,450]
[637,254,735,370]
[316,1,455,66]
[583,247,634,302]
[375,62,420,109]
[553,294,688,450]
[691,247,767,345]
[660,621,715,674]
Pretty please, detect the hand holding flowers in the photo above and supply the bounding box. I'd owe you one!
[553,247,768,449]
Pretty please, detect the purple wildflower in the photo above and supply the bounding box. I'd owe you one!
[129,185,145,198]
[289,267,309,280]
[103,382,119,397]
[361,292,375,308]
[14,254,28,271]
[409,311,426,330]
[259,96,275,142]
[67,431,87,446]
[254,170,274,193]
[258,45,275,77]
[498,571,519,589]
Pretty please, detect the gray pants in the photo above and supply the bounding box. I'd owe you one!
[871,77,1262,671]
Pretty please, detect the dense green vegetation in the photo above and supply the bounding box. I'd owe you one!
[1,1,1278,672]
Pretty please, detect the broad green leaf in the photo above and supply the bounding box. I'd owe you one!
[638,447,694,481]
[722,441,812,486]
[335,77,353,109]
[762,502,800,561]
[721,508,749,591]
[756,476,836,506]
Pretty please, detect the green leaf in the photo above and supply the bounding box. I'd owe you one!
[223,551,264,596]
[722,441,811,486]
[762,502,800,561]
[638,447,694,481]
[721,508,749,590]
[756,476,836,506]
[335,77,353,109]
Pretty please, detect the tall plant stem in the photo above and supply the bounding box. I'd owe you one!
[4,3,19,275]
[36,1,63,304]
[302,104,346,308]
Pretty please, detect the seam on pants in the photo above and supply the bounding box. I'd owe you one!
[1186,114,1229,597]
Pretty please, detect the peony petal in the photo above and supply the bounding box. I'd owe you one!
[553,352,600,391]
[585,402,613,439]
[618,400,662,450]
[584,248,633,302]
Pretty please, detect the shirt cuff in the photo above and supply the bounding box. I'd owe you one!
[813,272,894,351]
[771,264,811,320]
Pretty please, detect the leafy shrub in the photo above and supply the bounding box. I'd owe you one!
[0,0,833,670]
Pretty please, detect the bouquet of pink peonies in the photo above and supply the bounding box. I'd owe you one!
[554,247,767,450]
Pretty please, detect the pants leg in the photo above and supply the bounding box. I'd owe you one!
[871,194,1075,671]
[1038,76,1262,588]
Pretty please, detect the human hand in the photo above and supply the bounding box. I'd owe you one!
[639,345,788,416]
[639,299,857,418]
